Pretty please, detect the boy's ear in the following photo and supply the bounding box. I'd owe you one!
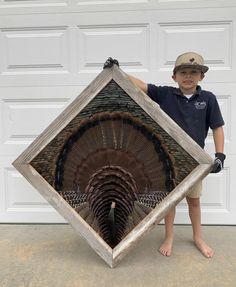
[172,74,177,82]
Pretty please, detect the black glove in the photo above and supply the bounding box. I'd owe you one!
[211,153,226,173]
[103,57,119,69]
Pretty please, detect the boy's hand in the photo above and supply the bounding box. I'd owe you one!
[211,153,226,173]
[103,57,119,69]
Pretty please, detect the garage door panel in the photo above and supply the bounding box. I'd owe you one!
[2,98,68,145]
[0,157,64,223]
[158,21,232,72]
[77,24,150,74]
[1,26,69,75]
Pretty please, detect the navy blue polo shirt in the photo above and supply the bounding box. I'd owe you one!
[147,84,224,148]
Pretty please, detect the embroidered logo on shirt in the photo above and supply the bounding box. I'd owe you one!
[194,101,206,109]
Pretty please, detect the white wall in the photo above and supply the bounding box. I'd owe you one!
[0,0,235,224]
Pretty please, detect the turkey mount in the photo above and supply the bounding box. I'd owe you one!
[13,64,213,268]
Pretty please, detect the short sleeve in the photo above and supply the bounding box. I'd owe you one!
[207,93,225,129]
[147,84,171,104]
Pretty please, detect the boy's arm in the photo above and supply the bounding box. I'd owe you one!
[213,126,224,153]
[103,58,148,94]
[211,126,226,173]
[128,75,148,94]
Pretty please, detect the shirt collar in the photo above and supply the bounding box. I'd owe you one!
[174,85,202,97]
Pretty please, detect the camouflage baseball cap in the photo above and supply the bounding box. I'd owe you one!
[173,52,209,74]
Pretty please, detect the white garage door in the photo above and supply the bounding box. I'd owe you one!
[0,0,235,224]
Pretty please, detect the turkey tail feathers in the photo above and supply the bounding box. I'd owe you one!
[55,112,176,193]
[55,111,176,247]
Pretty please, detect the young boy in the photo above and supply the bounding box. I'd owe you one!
[103,52,225,258]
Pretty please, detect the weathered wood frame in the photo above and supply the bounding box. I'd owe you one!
[13,65,213,268]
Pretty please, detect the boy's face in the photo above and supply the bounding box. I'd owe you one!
[172,68,204,95]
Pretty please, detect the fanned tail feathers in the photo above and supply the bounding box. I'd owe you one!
[55,112,176,247]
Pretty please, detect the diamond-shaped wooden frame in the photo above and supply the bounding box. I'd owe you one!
[13,65,213,268]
